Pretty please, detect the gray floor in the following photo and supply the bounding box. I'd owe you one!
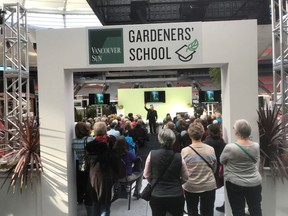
[77,179,225,216]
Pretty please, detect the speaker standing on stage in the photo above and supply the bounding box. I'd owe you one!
[144,103,158,134]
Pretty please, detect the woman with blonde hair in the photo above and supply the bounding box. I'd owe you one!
[181,122,217,216]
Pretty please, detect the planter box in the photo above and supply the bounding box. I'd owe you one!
[0,173,41,216]
[262,168,288,216]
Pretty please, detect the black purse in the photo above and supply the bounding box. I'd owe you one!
[140,183,152,201]
[140,152,175,201]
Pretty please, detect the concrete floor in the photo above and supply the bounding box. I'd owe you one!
[77,179,225,216]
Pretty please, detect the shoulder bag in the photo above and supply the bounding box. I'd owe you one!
[140,152,175,201]
[234,142,257,163]
[80,136,89,172]
[189,145,224,188]
[188,145,213,170]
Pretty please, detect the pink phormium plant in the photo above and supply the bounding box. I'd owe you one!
[0,116,43,193]
[257,105,288,182]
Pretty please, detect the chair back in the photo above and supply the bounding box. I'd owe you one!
[132,156,143,173]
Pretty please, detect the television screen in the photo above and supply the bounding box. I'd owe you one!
[144,91,165,103]
[199,90,221,103]
[89,93,110,105]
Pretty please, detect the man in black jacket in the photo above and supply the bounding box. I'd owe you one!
[144,103,158,134]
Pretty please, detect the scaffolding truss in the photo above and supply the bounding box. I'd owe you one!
[271,0,288,111]
[2,3,29,143]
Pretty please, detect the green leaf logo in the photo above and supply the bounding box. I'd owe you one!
[186,39,199,52]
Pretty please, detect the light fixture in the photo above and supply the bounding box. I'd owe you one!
[166,82,172,87]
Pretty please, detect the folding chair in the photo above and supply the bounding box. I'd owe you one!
[118,156,143,210]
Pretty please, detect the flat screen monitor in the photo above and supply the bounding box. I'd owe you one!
[144,91,165,103]
[199,90,221,103]
[89,93,110,105]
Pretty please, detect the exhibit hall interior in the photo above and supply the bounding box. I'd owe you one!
[0,1,288,216]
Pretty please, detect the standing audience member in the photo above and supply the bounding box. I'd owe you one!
[144,103,158,134]
[143,129,189,216]
[113,136,143,199]
[86,122,125,216]
[220,119,262,216]
[72,122,94,208]
[181,122,217,216]
[204,123,226,212]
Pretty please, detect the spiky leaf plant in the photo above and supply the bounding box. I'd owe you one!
[257,105,288,182]
[0,116,43,193]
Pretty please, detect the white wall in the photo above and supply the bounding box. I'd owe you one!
[0,21,258,216]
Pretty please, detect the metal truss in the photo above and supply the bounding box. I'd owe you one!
[2,3,29,143]
[271,0,288,107]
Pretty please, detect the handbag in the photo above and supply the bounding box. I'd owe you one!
[216,164,224,188]
[140,152,175,201]
[139,183,152,201]
[80,136,89,172]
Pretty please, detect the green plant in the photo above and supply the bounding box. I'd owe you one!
[257,105,288,181]
[209,68,221,86]
[74,109,83,122]
[0,116,43,193]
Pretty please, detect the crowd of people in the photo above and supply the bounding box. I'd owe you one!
[72,110,262,216]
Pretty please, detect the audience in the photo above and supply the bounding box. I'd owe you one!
[74,110,227,215]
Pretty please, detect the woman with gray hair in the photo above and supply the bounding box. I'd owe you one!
[220,119,262,216]
[143,128,188,216]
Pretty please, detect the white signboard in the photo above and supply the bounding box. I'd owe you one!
[123,23,202,66]
[88,22,202,66]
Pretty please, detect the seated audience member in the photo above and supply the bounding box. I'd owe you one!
[128,112,134,122]
[166,121,182,153]
[176,118,186,133]
[133,119,149,147]
[180,130,191,148]
[124,130,136,154]
[114,136,143,199]
[162,113,172,128]
[107,121,121,139]
[215,112,222,123]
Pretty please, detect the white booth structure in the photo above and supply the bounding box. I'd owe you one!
[0,20,258,215]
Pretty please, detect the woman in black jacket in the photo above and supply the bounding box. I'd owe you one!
[86,122,125,216]
[143,128,188,216]
[204,123,226,212]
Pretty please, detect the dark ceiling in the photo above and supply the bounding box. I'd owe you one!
[87,0,271,25]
